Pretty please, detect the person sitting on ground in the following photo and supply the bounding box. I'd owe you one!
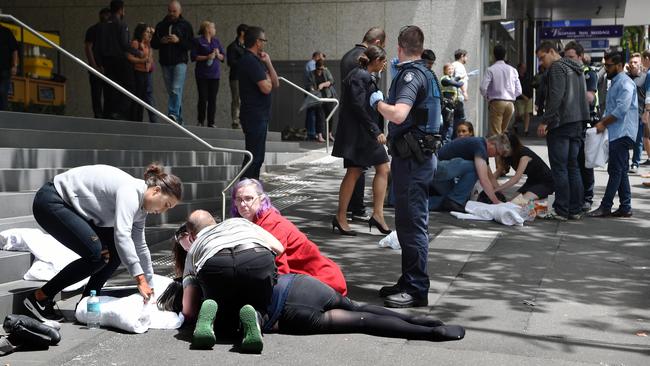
[173,210,284,352]
[455,121,475,138]
[160,264,465,343]
[429,134,510,212]
[25,163,182,323]
[494,133,554,201]
[230,178,348,295]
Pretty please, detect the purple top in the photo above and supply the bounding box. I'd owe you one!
[479,60,522,101]
[191,36,225,79]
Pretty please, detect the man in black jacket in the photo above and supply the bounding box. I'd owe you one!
[536,41,590,221]
[226,24,248,129]
[151,0,194,124]
[339,27,385,221]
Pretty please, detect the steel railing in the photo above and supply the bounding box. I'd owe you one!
[278,76,339,153]
[0,14,251,220]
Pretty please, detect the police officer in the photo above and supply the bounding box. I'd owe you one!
[370,25,441,308]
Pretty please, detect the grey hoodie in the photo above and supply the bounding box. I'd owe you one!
[53,165,153,283]
[541,57,590,129]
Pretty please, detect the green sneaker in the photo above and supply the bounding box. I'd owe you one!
[192,299,218,349]
[239,305,263,354]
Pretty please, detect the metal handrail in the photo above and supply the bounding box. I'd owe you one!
[278,76,339,153]
[0,14,251,220]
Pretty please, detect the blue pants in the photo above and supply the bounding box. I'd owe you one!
[161,63,187,123]
[600,137,634,212]
[241,118,269,180]
[32,183,121,298]
[391,154,436,298]
[632,120,644,166]
[305,107,317,138]
[547,122,584,216]
[428,158,477,210]
[145,72,157,123]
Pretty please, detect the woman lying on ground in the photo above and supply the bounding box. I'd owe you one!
[160,244,465,342]
[25,163,182,323]
[230,178,348,295]
[494,132,554,201]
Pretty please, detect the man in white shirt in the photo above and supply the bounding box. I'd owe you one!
[452,49,469,133]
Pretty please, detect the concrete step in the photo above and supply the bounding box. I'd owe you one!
[0,128,303,152]
[0,250,32,285]
[0,215,41,232]
[0,110,283,142]
[0,279,61,321]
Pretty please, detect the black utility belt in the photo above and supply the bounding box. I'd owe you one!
[215,243,269,256]
[389,132,441,163]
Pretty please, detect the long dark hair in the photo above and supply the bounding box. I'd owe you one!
[358,45,386,68]
[143,163,183,200]
[505,132,524,170]
[133,23,148,42]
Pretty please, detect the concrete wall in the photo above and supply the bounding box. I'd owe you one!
[1,0,482,130]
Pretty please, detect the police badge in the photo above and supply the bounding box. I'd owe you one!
[403,72,414,83]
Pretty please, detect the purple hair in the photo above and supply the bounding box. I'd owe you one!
[230,178,275,219]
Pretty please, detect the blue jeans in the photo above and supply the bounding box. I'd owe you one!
[632,120,644,166]
[428,158,477,210]
[546,121,584,216]
[145,72,157,123]
[600,137,634,212]
[241,118,269,180]
[0,69,11,111]
[32,183,121,298]
[161,63,187,123]
[391,153,436,298]
[305,107,317,138]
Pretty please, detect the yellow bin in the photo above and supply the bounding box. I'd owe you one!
[23,56,54,79]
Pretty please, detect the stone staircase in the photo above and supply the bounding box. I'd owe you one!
[0,110,307,319]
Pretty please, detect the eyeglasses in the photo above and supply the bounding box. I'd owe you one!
[604,63,616,68]
[174,223,189,242]
[258,38,268,43]
[235,195,259,206]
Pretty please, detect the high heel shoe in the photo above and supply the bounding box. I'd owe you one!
[332,217,357,236]
[368,217,392,235]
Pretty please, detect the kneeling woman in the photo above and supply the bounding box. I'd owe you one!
[231,178,348,295]
[25,163,182,322]
[495,133,554,200]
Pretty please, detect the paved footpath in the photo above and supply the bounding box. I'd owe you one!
[2,139,649,366]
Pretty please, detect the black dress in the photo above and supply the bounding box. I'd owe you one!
[331,67,389,167]
[505,146,554,198]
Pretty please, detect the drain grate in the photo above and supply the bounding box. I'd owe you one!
[429,229,500,252]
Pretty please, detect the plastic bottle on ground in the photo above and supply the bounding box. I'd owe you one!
[86,290,101,329]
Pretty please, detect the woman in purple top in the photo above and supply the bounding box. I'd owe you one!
[191,21,225,127]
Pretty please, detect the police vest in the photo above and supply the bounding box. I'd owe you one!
[583,65,599,114]
[388,61,442,139]
[440,75,458,101]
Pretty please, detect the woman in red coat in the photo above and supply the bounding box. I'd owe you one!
[231,178,347,295]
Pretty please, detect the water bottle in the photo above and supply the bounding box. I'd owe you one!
[86,290,101,329]
[206,57,214,67]
[525,198,536,222]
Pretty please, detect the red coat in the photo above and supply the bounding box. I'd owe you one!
[255,209,348,295]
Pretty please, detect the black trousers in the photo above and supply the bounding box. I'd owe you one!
[102,57,135,120]
[197,247,277,335]
[196,78,220,126]
[88,71,106,118]
[130,70,148,122]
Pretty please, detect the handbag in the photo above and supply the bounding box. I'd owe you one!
[298,90,323,112]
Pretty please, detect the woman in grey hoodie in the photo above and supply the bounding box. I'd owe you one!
[24,163,182,323]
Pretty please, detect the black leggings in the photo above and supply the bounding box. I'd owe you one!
[278,275,452,341]
[32,183,121,298]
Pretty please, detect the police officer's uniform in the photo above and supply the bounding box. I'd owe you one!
[382,59,441,307]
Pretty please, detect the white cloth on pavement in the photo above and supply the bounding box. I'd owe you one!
[450,201,526,226]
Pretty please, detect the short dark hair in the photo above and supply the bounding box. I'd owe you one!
[535,41,556,54]
[398,25,424,57]
[244,26,264,48]
[133,23,148,42]
[236,24,248,36]
[362,27,385,45]
[642,50,650,60]
[454,49,467,60]
[605,51,624,66]
[358,45,386,68]
[421,49,436,62]
[312,51,322,59]
[564,41,584,57]
[99,7,111,15]
[493,45,506,61]
[110,0,124,14]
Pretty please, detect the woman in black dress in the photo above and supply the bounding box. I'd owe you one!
[331,46,390,235]
[495,133,554,200]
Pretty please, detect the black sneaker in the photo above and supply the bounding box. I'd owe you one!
[378,284,402,298]
[23,292,65,322]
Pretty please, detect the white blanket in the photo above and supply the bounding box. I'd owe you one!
[75,275,184,333]
[0,228,87,291]
[450,201,526,226]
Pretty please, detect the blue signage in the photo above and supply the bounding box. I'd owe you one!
[541,25,624,39]
[577,39,610,50]
[542,19,591,28]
